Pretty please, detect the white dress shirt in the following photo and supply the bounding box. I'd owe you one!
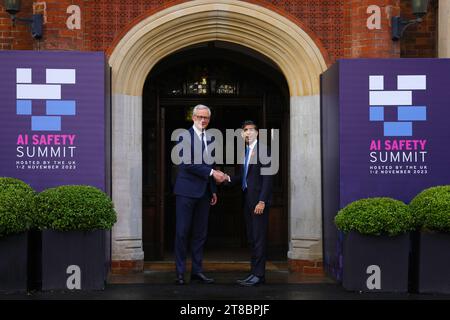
[192,125,213,176]
[227,139,258,183]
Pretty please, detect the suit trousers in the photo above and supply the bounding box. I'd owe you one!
[243,197,270,278]
[175,191,211,275]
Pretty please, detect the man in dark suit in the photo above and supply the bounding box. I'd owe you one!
[173,104,227,285]
[225,120,273,286]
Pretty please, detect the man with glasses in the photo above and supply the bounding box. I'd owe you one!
[173,104,227,285]
[224,120,273,286]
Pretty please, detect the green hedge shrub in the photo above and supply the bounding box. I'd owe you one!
[409,185,450,233]
[35,185,117,231]
[335,197,414,236]
[0,177,35,237]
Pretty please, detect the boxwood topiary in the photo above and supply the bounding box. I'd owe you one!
[35,185,117,231]
[409,185,450,233]
[335,197,414,236]
[0,177,35,237]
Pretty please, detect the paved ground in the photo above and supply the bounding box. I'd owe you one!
[1,270,448,319]
[1,270,449,300]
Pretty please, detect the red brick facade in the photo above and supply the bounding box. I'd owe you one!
[0,1,33,50]
[288,259,324,275]
[400,0,438,57]
[82,0,400,62]
[344,0,400,58]
[0,1,437,62]
[37,0,86,50]
[111,260,145,274]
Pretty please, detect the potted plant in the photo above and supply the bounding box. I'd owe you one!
[0,177,35,293]
[335,197,415,293]
[409,185,450,294]
[34,185,117,291]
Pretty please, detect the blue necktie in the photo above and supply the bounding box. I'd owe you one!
[242,145,250,190]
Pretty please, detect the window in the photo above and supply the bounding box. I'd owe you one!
[161,63,239,96]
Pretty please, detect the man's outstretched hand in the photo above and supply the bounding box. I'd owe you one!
[211,193,218,205]
[212,169,227,184]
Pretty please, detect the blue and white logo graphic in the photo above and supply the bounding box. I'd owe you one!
[16,68,76,131]
[369,75,427,136]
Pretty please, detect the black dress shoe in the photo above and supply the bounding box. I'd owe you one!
[190,272,214,284]
[236,274,255,284]
[175,274,185,285]
[239,275,265,287]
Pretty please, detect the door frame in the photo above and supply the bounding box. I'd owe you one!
[152,94,290,259]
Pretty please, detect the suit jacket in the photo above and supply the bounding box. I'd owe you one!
[229,142,273,208]
[174,127,217,198]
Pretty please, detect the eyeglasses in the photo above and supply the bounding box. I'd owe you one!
[194,115,210,121]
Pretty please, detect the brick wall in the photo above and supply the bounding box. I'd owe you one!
[344,0,400,58]
[1,1,436,60]
[253,0,346,63]
[37,0,87,50]
[400,0,437,57]
[288,259,324,275]
[0,1,87,51]
[0,1,33,50]
[85,0,405,62]
[85,0,346,63]
[87,0,400,63]
[111,260,144,274]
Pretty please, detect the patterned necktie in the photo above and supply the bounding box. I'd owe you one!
[201,132,205,153]
[242,145,250,190]
[201,131,208,163]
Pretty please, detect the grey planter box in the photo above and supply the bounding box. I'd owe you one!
[415,231,450,294]
[0,232,28,293]
[41,230,107,291]
[342,231,410,293]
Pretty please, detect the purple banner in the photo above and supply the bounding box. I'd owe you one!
[0,51,106,192]
[340,59,450,206]
[321,58,450,281]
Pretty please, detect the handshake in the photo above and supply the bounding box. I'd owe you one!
[212,169,230,184]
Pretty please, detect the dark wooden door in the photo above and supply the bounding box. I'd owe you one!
[159,101,263,253]
[142,45,290,261]
[206,102,263,249]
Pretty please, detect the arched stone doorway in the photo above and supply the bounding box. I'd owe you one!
[108,0,328,271]
[142,41,290,261]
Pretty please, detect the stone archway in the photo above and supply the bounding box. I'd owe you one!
[108,0,328,271]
